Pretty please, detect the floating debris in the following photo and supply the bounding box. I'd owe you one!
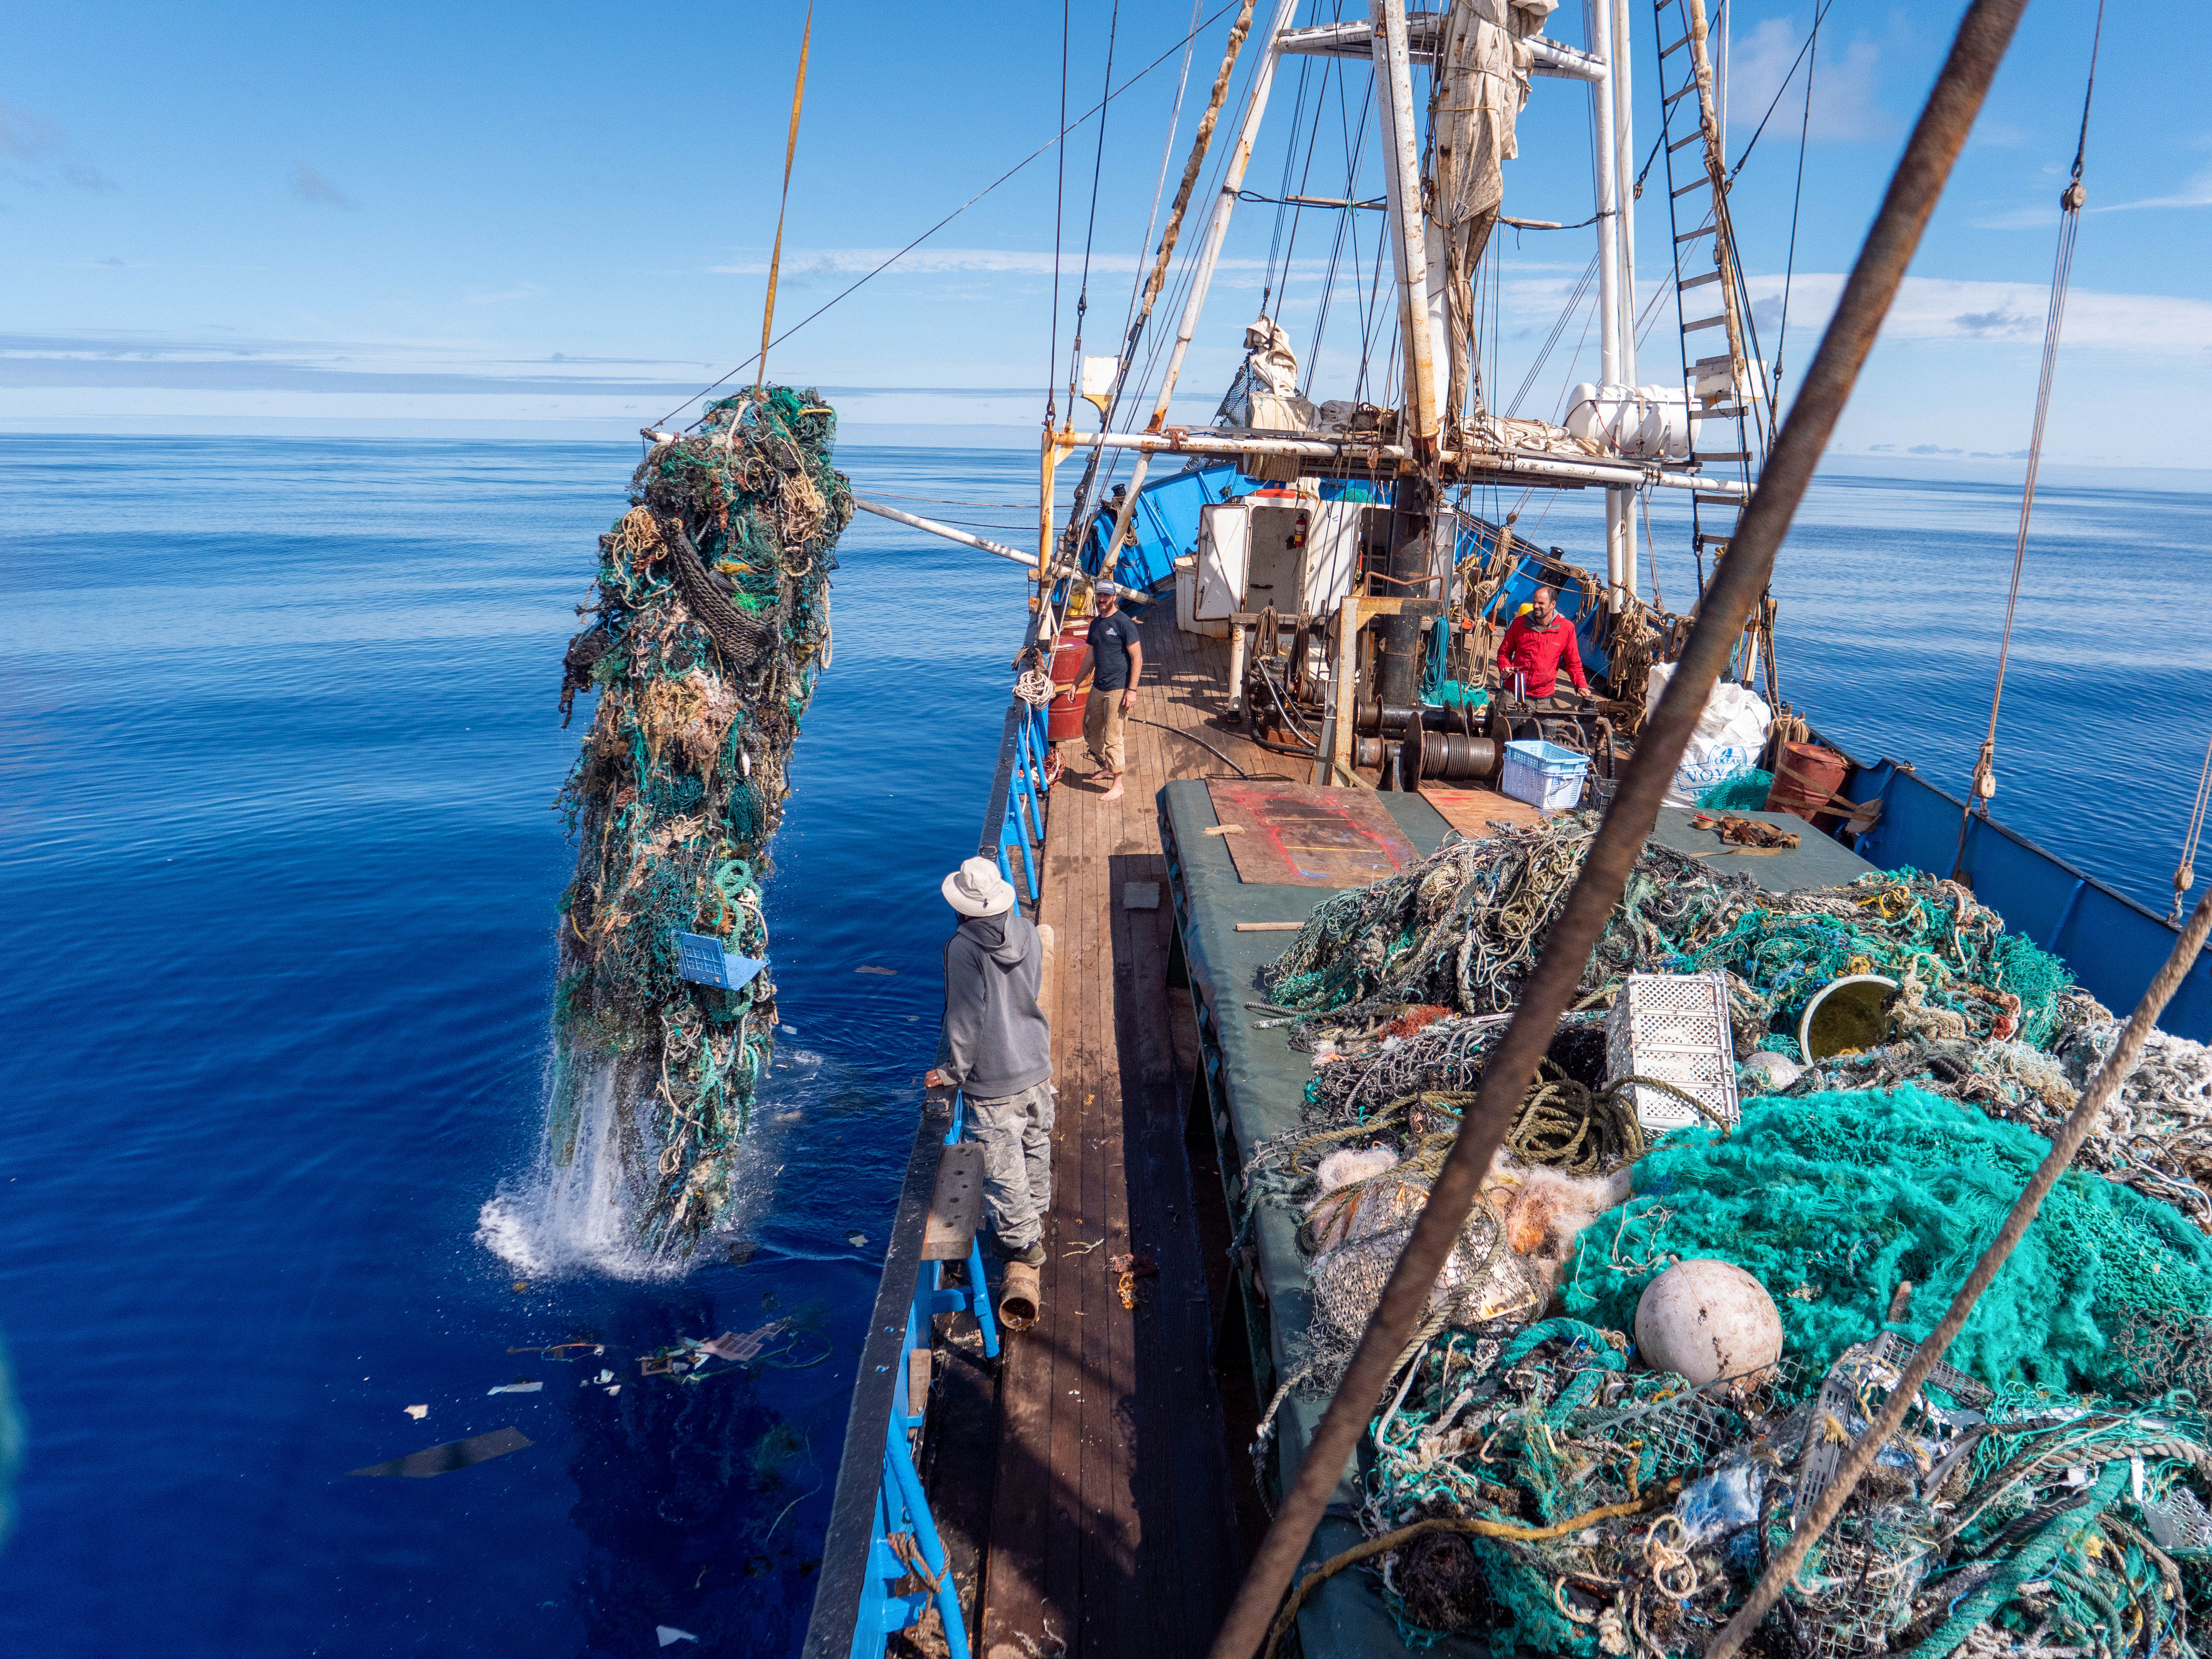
[349,1427,532,1479]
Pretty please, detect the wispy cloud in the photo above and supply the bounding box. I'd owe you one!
[710,246,1330,281]
[1737,273,2212,352]
[0,104,116,190]
[1975,164,2212,229]
[291,162,357,210]
[1726,19,1889,146]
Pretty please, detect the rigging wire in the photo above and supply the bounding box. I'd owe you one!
[753,3,815,394]
[652,0,1244,429]
[1505,253,1600,417]
[1772,13,1818,399]
[1048,0,1071,426]
[1952,0,2109,878]
[1065,0,1123,409]
[1727,0,1838,184]
[2175,736,2212,924]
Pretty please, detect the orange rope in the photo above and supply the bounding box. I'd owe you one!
[755,3,815,393]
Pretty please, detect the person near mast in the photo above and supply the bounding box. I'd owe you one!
[1081,588,1144,803]
[925,858,1055,1269]
[1496,584,1589,709]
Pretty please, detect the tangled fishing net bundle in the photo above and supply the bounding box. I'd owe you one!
[1235,817,2212,1655]
[551,387,852,1251]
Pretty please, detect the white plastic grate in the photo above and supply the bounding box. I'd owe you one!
[1605,972,1740,1132]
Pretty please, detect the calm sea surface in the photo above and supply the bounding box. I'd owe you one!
[0,436,2205,1656]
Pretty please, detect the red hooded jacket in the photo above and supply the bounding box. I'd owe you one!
[1497,611,1587,698]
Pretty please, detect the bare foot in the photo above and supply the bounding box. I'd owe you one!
[1100,776,1125,802]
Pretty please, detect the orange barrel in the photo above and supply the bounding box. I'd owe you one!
[1765,741,1849,827]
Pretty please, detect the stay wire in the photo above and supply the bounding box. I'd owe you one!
[653,0,1244,429]
[2174,735,2212,923]
[1726,0,1837,185]
[1952,0,2107,878]
[1069,0,1122,400]
[1774,18,1817,396]
[1048,0,1071,425]
[754,3,814,394]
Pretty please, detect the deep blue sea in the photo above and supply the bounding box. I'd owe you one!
[0,436,2205,1656]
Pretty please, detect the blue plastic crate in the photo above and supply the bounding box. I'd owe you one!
[675,931,765,992]
[1501,739,1592,812]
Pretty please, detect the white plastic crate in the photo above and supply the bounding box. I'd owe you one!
[1500,739,1591,812]
[1605,972,1740,1133]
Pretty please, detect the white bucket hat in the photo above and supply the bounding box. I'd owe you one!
[941,856,1016,918]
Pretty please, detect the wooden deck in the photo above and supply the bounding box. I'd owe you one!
[952,616,1541,1659]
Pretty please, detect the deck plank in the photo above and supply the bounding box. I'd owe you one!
[974,612,1269,1659]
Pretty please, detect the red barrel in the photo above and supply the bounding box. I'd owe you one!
[1049,625,1089,688]
[1048,688,1086,742]
[1765,741,1849,827]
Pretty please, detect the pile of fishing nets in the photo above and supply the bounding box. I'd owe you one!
[1560,1087,2212,1395]
[1233,814,2212,1656]
[1349,1324,2212,1659]
[1259,818,2075,1055]
[551,387,851,1250]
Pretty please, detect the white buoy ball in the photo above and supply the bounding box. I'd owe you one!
[1635,1259,1784,1385]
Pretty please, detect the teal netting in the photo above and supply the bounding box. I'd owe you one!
[1561,1086,2212,1394]
[550,387,852,1249]
[1695,768,1773,810]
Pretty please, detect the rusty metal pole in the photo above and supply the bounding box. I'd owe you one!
[1202,3,2031,1655]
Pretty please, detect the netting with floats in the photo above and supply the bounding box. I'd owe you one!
[550,387,852,1252]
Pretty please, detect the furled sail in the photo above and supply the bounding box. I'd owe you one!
[1428,0,1558,424]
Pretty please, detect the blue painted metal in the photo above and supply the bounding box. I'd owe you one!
[673,931,765,991]
[1080,461,1240,590]
[843,1086,997,1659]
[992,698,1050,905]
[1848,759,2212,1039]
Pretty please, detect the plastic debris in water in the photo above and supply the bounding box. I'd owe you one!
[349,1426,532,1479]
[845,1230,867,1248]
[855,965,896,975]
[487,1379,543,1396]
[657,1628,699,1647]
[404,1404,429,1420]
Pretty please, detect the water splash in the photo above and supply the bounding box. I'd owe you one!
[477,1048,806,1282]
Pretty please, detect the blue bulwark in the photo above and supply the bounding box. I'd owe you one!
[674,931,765,992]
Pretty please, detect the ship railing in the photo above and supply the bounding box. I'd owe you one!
[805,667,1048,1659]
[983,690,1053,907]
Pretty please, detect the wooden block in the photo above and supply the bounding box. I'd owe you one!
[1123,881,1161,910]
[1234,921,1304,932]
[1201,824,1244,836]
[920,1142,985,1261]
[907,1346,932,1429]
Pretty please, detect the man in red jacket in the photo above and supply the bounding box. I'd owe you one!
[1496,585,1589,707]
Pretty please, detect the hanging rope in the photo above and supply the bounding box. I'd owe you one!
[753,3,814,393]
[1952,0,2107,879]
[2174,735,2212,923]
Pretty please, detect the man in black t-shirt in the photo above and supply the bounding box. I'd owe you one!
[1082,590,1144,803]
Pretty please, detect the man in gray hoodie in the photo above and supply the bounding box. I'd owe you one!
[925,857,1055,1266]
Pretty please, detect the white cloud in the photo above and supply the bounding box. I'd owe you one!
[1736,273,2212,353]
[1725,19,1888,146]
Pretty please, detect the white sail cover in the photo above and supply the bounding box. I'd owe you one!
[1430,0,1557,420]
[1216,314,1317,432]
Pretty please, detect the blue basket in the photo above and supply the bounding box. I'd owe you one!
[1501,739,1592,812]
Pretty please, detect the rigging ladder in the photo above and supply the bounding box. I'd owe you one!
[1651,0,1773,597]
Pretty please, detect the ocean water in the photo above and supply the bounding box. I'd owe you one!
[0,436,2205,1657]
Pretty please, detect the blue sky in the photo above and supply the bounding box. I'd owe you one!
[3,0,2207,465]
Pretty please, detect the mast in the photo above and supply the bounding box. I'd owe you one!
[1371,0,1441,454]
[1587,0,1634,611]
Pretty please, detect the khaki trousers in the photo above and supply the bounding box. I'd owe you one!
[1084,687,1128,774]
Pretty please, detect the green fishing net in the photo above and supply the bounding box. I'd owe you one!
[551,387,853,1250]
[1694,768,1771,810]
[1562,1085,2212,1394]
